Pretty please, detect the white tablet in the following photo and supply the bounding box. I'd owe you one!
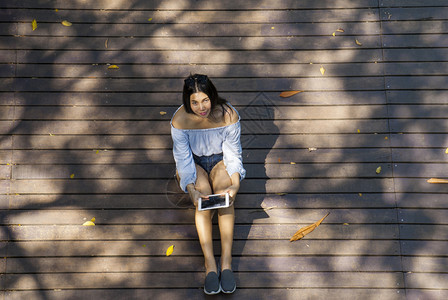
[198,193,230,211]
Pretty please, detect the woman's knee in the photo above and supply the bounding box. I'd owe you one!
[194,164,213,195]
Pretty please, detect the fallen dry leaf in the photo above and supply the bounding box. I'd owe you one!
[359,193,363,197]
[108,65,119,69]
[427,178,448,184]
[279,91,303,98]
[290,162,296,164]
[91,217,96,222]
[148,18,153,21]
[332,32,336,37]
[343,223,349,225]
[355,39,363,46]
[357,129,360,133]
[105,38,109,48]
[320,65,326,75]
[376,166,382,174]
[290,212,330,242]
[70,174,75,179]
[61,20,72,27]
[308,147,317,152]
[32,19,37,31]
[336,28,345,33]
[82,220,95,226]
[445,148,448,154]
[160,111,167,115]
[166,245,174,256]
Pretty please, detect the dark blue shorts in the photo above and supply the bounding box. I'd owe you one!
[193,152,223,174]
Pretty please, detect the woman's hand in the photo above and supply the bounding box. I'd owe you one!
[226,172,241,206]
[186,184,206,207]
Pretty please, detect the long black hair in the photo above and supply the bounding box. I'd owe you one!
[182,74,231,117]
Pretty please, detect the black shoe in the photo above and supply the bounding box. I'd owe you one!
[220,269,236,294]
[204,271,221,295]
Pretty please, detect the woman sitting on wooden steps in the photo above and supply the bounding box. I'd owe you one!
[170,74,246,295]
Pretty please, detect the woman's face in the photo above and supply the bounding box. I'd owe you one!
[190,92,212,118]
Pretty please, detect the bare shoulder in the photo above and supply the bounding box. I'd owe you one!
[171,106,188,129]
[224,104,239,125]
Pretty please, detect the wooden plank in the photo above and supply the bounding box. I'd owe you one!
[8,178,396,194]
[10,120,390,135]
[393,163,448,178]
[7,193,398,210]
[390,120,448,133]
[17,22,381,37]
[396,194,448,209]
[10,149,393,164]
[402,257,448,273]
[16,63,384,78]
[384,49,448,62]
[17,49,383,64]
[383,35,448,48]
[10,105,389,120]
[406,290,448,300]
[0,64,14,77]
[3,208,398,225]
[3,272,404,290]
[385,62,448,75]
[386,76,448,90]
[1,8,380,23]
[399,209,448,224]
[1,0,379,10]
[394,178,448,193]
[13,77,385,92]
[3,289,406,300]
[6,224,398,241]
[11,162,394,180]
[380,7,448,21]
[405,273,448,290]
[0,135,12,150]
[0,165,10,179]
[400,225,448,240]
[0,50,16,63]
[387,91,448,104]
[401,241,448,256]
[0,195,9,209]
[12,133,391,150]
[383,21,448,34]
[392,149,448,163]
[390,134,448,147]
[6,240,401,256]
[5,255,403,273]
[381,0,448,8]
[14,91,387,106]
[2,36,382,51]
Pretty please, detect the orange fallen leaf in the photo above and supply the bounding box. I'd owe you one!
[108,65,119,69]
[32,19,37,31]
[336,28,345,33]
[355,39,362,46]
[166,245,174,256]
[61,20,72,27]
[320,65,326,75]
[427,178,448,184]
[279,90,303,98]
[290,212,330,242]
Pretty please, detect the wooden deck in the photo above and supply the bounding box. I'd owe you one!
[1,0,448,299]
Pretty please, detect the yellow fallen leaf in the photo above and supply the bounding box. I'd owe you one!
[91,217,95,222]
[376,166,382,174]
[385,136,388,140]
[290,212,330,242]
[271,26,275,29]
[332,32,335,37]
[427,178,448,184]
[55,9,59,12]
[143,244,146,247]
[355,39,362,46]
[148,18,153,21]
[320,65,325,75]
[108,65,119,69]
[290,162,296,164]
[343,223,349,225]
[95,150,99,154]
[336,28,345,33]
[358,193,363,197]
[166,245,174,256]
[279,90,303,98]
[61,20,72,27]
[70,174,75,179]
[32,19,37,31]
[160,111,167,115]
[445,148,448,154]
[82,221,95,226]
[308,147,317,152]
[357,129,360,133]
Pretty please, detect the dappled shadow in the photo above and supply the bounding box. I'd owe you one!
[0,0,447,299]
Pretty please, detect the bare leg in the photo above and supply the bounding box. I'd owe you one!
[210,161,234,271]
[191,165,217,274]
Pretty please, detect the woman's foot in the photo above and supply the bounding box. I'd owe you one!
[220,269,236,294]
[204,271,221,295]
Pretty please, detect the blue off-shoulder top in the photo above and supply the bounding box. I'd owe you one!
[170,103,246,192]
